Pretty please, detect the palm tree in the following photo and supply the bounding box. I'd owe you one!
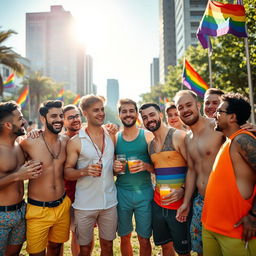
[22,71,59,122]
[0,28,24,99]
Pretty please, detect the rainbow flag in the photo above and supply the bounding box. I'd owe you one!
[73,94,81,105]
[197,0,247,49]
[3,73,15,89]
[17,86,29,108]
[56,88,64,101]
[182,60,209,98]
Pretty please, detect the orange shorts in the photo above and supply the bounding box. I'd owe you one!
[26,195,71,254]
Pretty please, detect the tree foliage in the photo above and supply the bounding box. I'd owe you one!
[140,0,256,104]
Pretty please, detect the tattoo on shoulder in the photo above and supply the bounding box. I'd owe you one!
[237,134,256,170]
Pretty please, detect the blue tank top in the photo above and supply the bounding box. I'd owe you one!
[115,129,152,191]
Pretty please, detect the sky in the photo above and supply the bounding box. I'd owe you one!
[0,0,159,102]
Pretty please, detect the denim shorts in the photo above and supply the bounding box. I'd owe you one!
[0,202,26,253]
[152,201,191,255]
[117,186,153,238]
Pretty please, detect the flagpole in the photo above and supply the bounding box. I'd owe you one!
[181,58,185,90]
[27,80,31,121]
[244,38,255,124]
[208,38,213,88]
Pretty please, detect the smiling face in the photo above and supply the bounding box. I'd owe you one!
[11,108,26,136]
[140,106,161,132]
[166,107,183,129]
[84,100,105,127]
[175,93,200,126]
[44,107,64,134]
[204,93,222,118]
[214,101,230,132]
[64,108,81,132]
[119,103,138,128]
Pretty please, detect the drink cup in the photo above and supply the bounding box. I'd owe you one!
[127,156,140,174]
[116,154,126,174]
[159,184,171,203]
[91,159,102,177]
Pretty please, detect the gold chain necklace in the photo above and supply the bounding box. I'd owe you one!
[42,133,61,159]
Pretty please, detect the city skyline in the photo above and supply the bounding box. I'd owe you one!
[0,0,159,102]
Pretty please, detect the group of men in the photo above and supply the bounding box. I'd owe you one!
[0,88,255,256]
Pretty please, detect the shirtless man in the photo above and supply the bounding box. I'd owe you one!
[65,95,117,256]
[139,103,191,256]
[202,93,256,255]
[20,100,71,256]
[203,88,224,118]
[174,90,224,256]
[0,101,42,255]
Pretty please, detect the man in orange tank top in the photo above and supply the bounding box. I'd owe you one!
[202,93,256,256]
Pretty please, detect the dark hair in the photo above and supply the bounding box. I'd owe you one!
[39,100,63,117]
[63,104,80,114]
[139,103,161,113]
[0,101,19,123]
[204,88,224,98]
[222,93,251,125]
[165,102,176,113]
[0,101,20,133]
[118,98,138,113]
[79,95,103,111]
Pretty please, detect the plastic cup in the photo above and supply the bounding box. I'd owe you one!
[159,185,171,203]
[127,156,140,174]
[116,154,126,174]
[91,159,102,177]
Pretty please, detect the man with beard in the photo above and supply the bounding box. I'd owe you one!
[64,95,117,256]
[0,101,42,255]
[20,100,71,256]
[203,88,224,118]
[113,98,154,256]
[202,93,256,255]
[139,103,191,256]
[174,90,224,256]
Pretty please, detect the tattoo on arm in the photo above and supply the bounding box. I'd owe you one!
[237,134,256,170]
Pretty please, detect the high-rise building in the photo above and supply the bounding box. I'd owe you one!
[106,79,119,111]
[159,0,207,83]
[85,55,93,95]
[150,58,160,87]
[26,5,81,92]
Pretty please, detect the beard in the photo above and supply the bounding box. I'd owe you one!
[121,117,137,128]
[145,119,161,132]
[180,112,199,126]
[46,120,63,134]
[12,124,25,136]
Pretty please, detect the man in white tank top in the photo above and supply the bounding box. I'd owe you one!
[64,95,117,256]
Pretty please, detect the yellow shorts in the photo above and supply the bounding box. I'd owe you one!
[26,195,71,254]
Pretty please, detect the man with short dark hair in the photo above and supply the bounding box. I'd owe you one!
[202,93,256,255]
[0,101,42,255]
[20,100,71,256]
[65,95,117,256]
[139,103,191,256]
[114,98,154,256]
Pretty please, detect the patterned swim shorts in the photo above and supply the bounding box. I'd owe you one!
[190,193,204,254]
[0,202,26,253]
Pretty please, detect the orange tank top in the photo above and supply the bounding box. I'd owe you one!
[202,129,256,239]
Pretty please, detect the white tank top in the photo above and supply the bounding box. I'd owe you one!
[73,128,117,210]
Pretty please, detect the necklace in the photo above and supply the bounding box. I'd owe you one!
[42,133,61,159]
[85,127,105,162]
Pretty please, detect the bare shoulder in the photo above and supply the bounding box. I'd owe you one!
[59,134,70,144]
[233,133,256,150]
[173,128,187,140]
[144,129,154,144]
[19,136,40,149]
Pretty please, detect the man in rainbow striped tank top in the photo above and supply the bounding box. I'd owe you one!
[139,103,191,256]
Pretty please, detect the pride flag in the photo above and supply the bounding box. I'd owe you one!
[56,88,64,101]
[73,94,81,105]
[17,86,29,108]
[3,73,15,89]
[197,0,247,49]
[182,60,209,98]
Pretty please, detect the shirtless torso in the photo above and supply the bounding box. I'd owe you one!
[185,118,224,196]
[20,132,69,201]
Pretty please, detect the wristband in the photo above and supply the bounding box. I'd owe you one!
[249,209,256,218]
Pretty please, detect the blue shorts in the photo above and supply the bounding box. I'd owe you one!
[190,193,204,254]
[0,202,26,253]
[117,186,153,238]
[152,201,191,255]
